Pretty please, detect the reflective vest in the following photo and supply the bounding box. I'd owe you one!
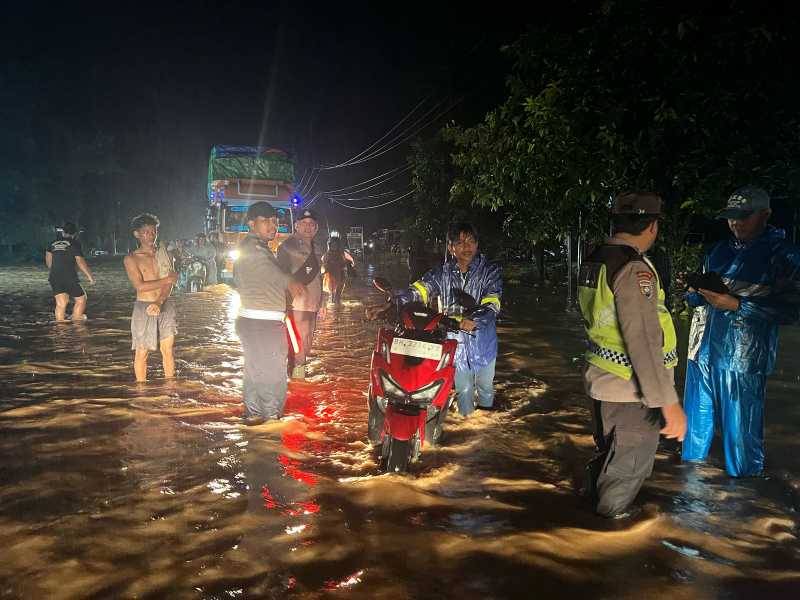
[578,244,678,380]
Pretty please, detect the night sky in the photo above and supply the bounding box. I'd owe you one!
[2,1,543,240]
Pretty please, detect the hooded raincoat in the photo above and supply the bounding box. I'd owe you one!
[683,225,800,476]
[396,253,502,372]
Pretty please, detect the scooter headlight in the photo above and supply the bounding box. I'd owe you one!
[379,371,406,401]
[409,380,443,404]
[228,249,240,261]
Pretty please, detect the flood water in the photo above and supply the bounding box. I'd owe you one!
[0,259,798,599]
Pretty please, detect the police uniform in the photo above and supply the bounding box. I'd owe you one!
[579,194,680,517]
[276,209,323,378]
[234,223,293,421]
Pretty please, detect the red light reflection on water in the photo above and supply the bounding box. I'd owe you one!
[261,485,321,516]
[278,454,318,486]
[324,569,366,590]
[258,387,341,516]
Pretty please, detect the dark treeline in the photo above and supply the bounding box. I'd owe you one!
[404,1,800,287]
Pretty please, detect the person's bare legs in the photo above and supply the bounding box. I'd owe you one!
[160,335,176,378]
[54,293,69,321]
[134,348,149,382]
[71,294,87,321]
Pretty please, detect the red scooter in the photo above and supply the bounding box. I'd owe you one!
[366,277,476,472]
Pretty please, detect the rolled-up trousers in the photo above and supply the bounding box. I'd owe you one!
[288,309,317,369]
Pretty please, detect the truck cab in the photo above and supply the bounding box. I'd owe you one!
[206,146,296,282]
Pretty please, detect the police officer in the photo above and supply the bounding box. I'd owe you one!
[277,208,324,380]
[579,192,686,518]
[234,202,305,424]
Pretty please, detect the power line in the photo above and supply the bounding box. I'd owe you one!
[331,190,397,201]
[298,95,458,200]
[320,165,408,194]
[297,95,457,200]
[330,188,415,210]
[335,98,460,168]
[325,165,412,197]
[320,97,449,170]
[322,96,430,170]
[299,168,321,197]
[295,167,311,192]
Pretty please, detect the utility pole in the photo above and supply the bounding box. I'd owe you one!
[113,200,121,255]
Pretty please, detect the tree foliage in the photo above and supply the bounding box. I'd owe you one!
[406,132,504,255]
[445,1,800,254]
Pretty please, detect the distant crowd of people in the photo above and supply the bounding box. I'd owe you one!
[44,183,800,520]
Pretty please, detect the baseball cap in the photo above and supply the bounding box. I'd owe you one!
[717,186,770,220]
[295,208,318,221]
[612,192,662,216]
[245,201,276,221]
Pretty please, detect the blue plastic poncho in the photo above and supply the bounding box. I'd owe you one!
[396,253,502,372]
[682,225,800,476]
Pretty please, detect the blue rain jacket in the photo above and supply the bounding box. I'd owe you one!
[683,226,800,476]
[686,226,800,374]
[396,253,502,372]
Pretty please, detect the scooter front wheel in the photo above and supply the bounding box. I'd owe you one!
[382,437,411,473]
[368,406,384,445]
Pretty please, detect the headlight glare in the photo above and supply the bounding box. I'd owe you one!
[410,380,443,404]
[379,371,406,401]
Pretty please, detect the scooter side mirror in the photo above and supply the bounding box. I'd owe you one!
[373,277,393,294]
[453,289,477,309]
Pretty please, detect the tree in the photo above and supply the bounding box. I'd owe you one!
[445,1,800,283]
[407,132,504,256]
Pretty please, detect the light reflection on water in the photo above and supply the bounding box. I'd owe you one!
[0,260,798,598]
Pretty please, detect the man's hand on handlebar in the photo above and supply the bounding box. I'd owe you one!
[459,318,477,333]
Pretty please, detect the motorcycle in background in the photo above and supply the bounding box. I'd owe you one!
[366,277,478,472]
[182,256,208,293]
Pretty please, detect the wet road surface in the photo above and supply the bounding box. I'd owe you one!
[0,259,799,599]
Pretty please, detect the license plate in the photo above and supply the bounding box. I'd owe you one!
[390,338,442,360]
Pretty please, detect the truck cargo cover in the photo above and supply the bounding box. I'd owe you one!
[208,146,294,185]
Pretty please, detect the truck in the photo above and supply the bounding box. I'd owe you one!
[206,145,296,282]
[346,226,364,257]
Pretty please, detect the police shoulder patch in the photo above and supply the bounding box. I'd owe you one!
[638,277,654,299]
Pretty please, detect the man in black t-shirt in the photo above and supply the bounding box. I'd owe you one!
[45,222,95,321]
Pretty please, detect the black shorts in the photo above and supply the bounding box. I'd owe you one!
[50,278,85,298]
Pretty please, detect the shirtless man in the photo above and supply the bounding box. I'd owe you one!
[123,213,179,382]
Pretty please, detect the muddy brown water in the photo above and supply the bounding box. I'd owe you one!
[0,259,798,599]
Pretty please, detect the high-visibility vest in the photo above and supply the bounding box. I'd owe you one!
[578,244,678,380]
